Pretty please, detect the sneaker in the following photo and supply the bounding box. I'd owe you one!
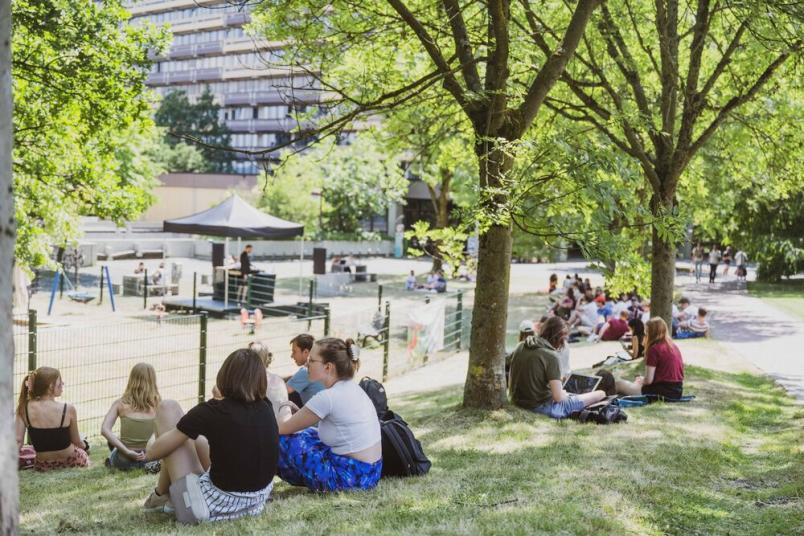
[144,460,162,474]
[143,489,172,512]
[586,334,599,343]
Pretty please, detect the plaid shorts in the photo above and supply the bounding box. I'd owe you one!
[170,472,272,524]
[278,428,382,492]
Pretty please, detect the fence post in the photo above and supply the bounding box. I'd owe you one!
[323,305,330,336]
[27,309,37,372]
[456,290,463,350]
[377,284,383,311]
[198,312,208,404]
[308,279,314,317]
[246,274,253,307]
[192,272,197,313]
[143,269,148,309]
[98,266,104,305]
[382,301,390,382]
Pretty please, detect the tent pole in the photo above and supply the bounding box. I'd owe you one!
[225,237,229,259]
[299,237,304,298]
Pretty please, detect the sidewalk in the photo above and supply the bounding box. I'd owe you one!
[680,277,804,403]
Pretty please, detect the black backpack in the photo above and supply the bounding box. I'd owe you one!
[358,377,388,419]
[380,411,431,478]
[575,403,628,425]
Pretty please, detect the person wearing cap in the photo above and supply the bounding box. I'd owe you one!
[505,320,536,380]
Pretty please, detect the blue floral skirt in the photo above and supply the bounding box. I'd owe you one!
[278,428,382,492]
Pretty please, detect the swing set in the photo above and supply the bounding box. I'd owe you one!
[47,265,116,315]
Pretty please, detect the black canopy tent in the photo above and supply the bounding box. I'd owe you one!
[163,194,304,238]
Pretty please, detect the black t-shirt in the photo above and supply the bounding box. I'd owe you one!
[176,398,278,492]
[240,251,251,275]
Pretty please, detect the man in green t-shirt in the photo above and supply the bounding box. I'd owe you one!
[509,317,605,419]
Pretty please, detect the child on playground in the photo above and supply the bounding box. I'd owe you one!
[143,348,279,524]
[101,363,161,471]
[276,337,382,492]
[616,318,685,399]
[16,367,90,471]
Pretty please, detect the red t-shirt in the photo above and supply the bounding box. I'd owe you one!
[646,341,685,383]
[601,318,629,341]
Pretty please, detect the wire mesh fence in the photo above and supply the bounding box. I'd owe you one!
[13,291,468,441]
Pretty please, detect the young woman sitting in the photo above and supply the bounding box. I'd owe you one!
[15,367,89,471]
[277,337,382,492]
[143,349,278,524]
[248,341,291,423]
[101,363,160,471]
[616,317,685,400]
[626,318,646,359]
[509,317,606,419]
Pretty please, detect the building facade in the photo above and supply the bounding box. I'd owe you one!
[128,0,320,174]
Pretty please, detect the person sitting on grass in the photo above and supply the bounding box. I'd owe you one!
[509,317,606,420]
[615,317,685,400]
[286,333,323,408]
[276,337,382,492]
[675,308,710,339]
[247,341,291,423]
[405,270,417,290]
[101,363,161,472]
[143,349,278,524]
[597,310,631,342]
[625,318,646,359]
[15,367,90,471]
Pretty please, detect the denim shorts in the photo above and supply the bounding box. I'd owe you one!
[109,448,146,470]
[533,396,586,419]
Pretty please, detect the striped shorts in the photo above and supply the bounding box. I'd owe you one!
[278,428,382,492]
[171,471,273,523]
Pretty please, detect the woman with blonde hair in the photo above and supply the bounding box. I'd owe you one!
[101,363,161,471]
[248,341,291,423]
[615,317,685,399]
[15,367,89,471]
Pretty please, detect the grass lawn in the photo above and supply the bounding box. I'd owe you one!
[747,279,804,322]
[19,365,803,535]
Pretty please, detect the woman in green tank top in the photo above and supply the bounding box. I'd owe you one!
[101,363,161,471]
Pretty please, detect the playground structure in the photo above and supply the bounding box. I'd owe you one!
[47,265,116,315]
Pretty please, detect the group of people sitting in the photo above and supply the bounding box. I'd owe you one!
[405,269,447,293]
[508,315,686,419]
[16,334,383,524]
[547,273,710,342]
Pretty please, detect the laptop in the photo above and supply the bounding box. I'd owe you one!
[563,373,602,394]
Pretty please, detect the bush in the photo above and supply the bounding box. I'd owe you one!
[755,239,803,282]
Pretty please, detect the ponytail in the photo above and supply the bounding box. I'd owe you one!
[16,371,34,417]
[16,367,62,416]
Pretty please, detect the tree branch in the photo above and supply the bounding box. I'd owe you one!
[442,0,483,93]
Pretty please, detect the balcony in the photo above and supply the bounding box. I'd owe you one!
[223,90,323,107]
[126,0,221,17]
[225,118,317,133]
[145,68,223,86]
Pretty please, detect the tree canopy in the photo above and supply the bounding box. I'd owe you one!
[13,0,167,267]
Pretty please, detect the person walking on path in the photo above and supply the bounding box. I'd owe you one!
[722,246,733,277]
[708,245,721,284]
[734,249,748,281]
[692,243,705,284]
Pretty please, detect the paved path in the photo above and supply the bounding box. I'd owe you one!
[679,276,804,403]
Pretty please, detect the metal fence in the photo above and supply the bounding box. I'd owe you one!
[13,291,467,441]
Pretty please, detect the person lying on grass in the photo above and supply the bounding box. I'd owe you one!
[276,337,382,492]
[509,317,606,419]
[143,349,278,525]
[101,363,161,472]
[616,317,685,400]
[16,366,90,471]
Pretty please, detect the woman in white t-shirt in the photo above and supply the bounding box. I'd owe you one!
[276,337,382,492]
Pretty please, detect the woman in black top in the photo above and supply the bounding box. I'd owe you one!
[15,366,89,471]
[143,349,279,524]
[627,318,646,359]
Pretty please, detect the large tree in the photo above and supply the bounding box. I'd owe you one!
[540,0,801,322]
[1,0,17,530]
[253,0,601,408]
[13,0,166,268]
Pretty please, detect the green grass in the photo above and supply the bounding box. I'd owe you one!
[19,366,804,535]
[747,279,804,322]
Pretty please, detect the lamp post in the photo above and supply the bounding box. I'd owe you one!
[310,189,323,238]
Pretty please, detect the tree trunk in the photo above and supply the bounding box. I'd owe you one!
[463,223,512,408]
[0,0,19,532]
[463,144,513,409]
[650,215,676,327]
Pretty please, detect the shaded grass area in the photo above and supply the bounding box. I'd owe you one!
[747,280,804,322]
[19,366,803,535]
